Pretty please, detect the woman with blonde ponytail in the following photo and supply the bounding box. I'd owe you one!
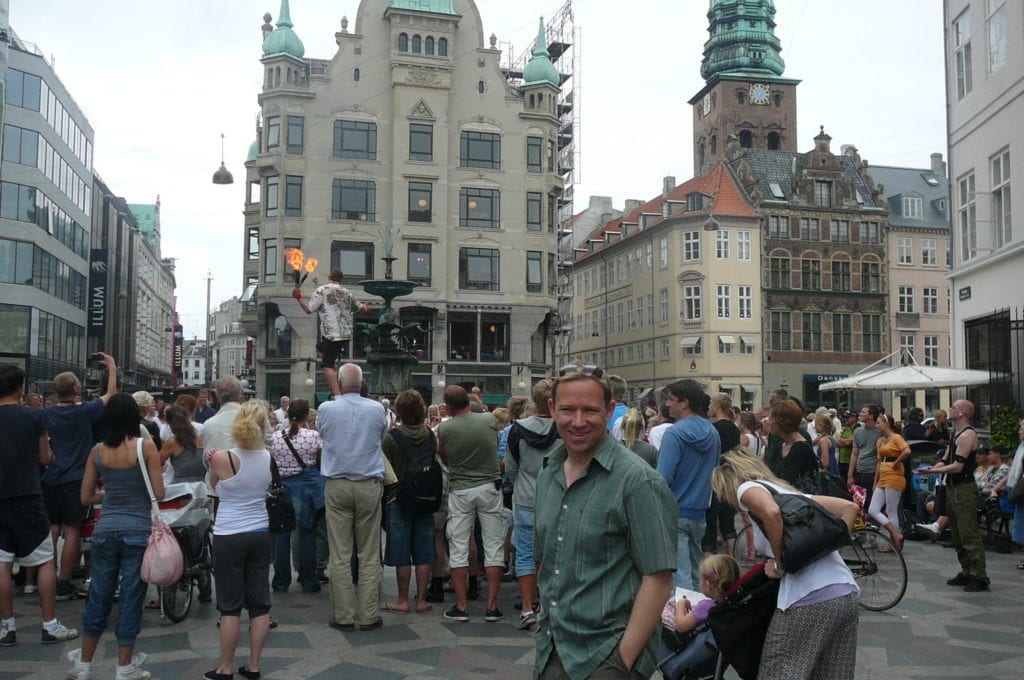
[205,401,273,680]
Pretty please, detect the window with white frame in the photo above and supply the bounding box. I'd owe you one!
[738,285,752,319]
[659,288,669,324]
[922,287,939,314]
[718,336,733,354]
[768,215,784,238]
[682,284,702,320]
[683,231,701,261]
[646,243,653,271]
[900,334,915,363]
[953,10,973,99]
[626,300,634,328]
[716,230,730,259]
[637,344,644,361]
[635,247,643,274]
[991,148,1011,248]
[830,220,850,242]
[987,0,1007,72]
[898,237,913,265]
[647,293,654,326]
[924,336,940,366]
[862,314,882,353]
[659,236,668,268]
[683,337,703,356]
[833,312,852,352]
[617,302,624,333]
[898,286,915,313]
[717,285,731,319]
[770,311,790,350]
[627,345,634,362]
[859,221,880,244]
[958,172,977,262]
[802,312,822,351]
[737,230,751,260]
[800,218,820,241]
[635,297,644,328]
[739,336,755,355]
[903,196,923,219]
[922,238,938,265]
[661,339,670,360]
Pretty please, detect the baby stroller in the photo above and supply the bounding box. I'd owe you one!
[659,562,780,680]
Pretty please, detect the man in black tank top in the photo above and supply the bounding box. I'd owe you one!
[916,400,988,591]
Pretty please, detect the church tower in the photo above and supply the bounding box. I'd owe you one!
[688,0,800,175]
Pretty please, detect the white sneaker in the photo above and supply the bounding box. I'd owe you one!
[43,621,79,644]
[115,653,151,680]
[23,584,37,595]
[915,521,940,538]
[67,649,92,680]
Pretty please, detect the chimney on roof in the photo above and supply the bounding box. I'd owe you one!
[589,195,614,211]
[930,153,946,176]
[624,199,642,213]
[663,176,676,198]
[600,212,613,225]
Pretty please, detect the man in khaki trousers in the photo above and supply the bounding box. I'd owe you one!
[316,363,389,630]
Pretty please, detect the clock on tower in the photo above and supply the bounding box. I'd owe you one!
[748,83,771,105]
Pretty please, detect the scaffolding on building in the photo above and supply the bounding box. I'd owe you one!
[502,0,580,364]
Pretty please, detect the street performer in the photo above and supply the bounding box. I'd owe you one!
[294,269,370,397]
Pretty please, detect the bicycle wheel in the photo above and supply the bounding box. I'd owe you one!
[161,552,193,623]
[731,524,765,571]
[839,527,907,611]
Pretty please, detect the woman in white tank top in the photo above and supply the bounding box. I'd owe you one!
[206,401,272,680]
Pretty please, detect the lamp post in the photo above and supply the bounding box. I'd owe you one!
[205,271,213,386]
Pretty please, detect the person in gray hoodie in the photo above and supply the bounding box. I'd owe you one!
[656,380,720,589]
[505,379,560,632]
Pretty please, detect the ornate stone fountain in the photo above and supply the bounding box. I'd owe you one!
[358,226,420,399]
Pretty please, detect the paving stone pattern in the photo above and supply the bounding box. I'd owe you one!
[1,540,1022,679]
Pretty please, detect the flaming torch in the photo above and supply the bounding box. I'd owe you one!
[285,248,319,287]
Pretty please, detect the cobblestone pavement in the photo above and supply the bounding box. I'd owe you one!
[1,539,1022,679]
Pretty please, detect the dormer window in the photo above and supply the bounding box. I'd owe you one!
[814,180,832,207]
[902,195,924,219]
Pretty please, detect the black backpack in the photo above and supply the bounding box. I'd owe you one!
[390,429,443,516]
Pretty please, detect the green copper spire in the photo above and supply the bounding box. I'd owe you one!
[263,0,305,59]
[522,17,560,87]
[700,0,785,81]
[390,0,457,14]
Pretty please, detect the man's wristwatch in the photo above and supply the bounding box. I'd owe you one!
[769,558,785,575]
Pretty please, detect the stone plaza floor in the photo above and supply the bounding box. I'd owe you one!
[1,538,1022,679]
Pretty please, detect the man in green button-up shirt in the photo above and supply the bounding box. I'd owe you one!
[534,365,677,680]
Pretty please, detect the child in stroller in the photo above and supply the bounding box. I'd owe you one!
[658,555,741,680]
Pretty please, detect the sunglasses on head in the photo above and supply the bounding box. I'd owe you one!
[557,363,605,378]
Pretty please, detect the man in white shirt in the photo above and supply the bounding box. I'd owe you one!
[273,396,290,431]
[294,270,370,396]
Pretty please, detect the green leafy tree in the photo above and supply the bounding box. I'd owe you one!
[989,403,1022,450]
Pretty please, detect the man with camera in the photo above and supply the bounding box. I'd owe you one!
[41,353,118,601]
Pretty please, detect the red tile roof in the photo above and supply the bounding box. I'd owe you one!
[579,161,756,260]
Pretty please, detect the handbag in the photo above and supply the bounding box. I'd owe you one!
[794,462,853,502]
[751,481,851,573]
[137,439,184,587]
[266,455,297,534]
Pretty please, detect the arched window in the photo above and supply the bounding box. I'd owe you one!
[774,93,782,107]
[739,130,753,148]
[736,90,744,105]
[425,36,435,55]
[767,132,781,150]
[354,68,360,82]
[478,80,485,94]
[438,38,448,56]
[412,35,422,53]
[710,135,717,155]
[528,94,535,108]
[398,33,409,52]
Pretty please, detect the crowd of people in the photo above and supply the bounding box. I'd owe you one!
[2,348,1020,680]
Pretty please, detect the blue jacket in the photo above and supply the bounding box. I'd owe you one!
[656,416,720,519]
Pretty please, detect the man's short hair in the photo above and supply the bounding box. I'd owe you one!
[444,385,470,411]
[54,371,79,399]
[607,374,628,400]
[666,379,706,413]
[216,375,243,404]
[339,363,362,390]
[394,389,425,427]
[532,379,553,414]
[0,364,25,398]
[861,403,880,421]
[551,363,611,406]
[329,268,344,282]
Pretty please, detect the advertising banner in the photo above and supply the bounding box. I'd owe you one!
[87,249,108,338]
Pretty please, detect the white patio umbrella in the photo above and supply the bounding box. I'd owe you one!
[818,364,994,391]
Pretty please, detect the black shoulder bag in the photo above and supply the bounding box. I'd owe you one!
[750,481,851,573]
[266,456,297,534]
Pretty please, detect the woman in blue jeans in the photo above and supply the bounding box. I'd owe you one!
[269,399,324,593]
[67,394,165,680]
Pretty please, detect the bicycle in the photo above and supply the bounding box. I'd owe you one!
[731,517,908,612]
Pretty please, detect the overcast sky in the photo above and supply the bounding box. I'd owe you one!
[10,0,946,341]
